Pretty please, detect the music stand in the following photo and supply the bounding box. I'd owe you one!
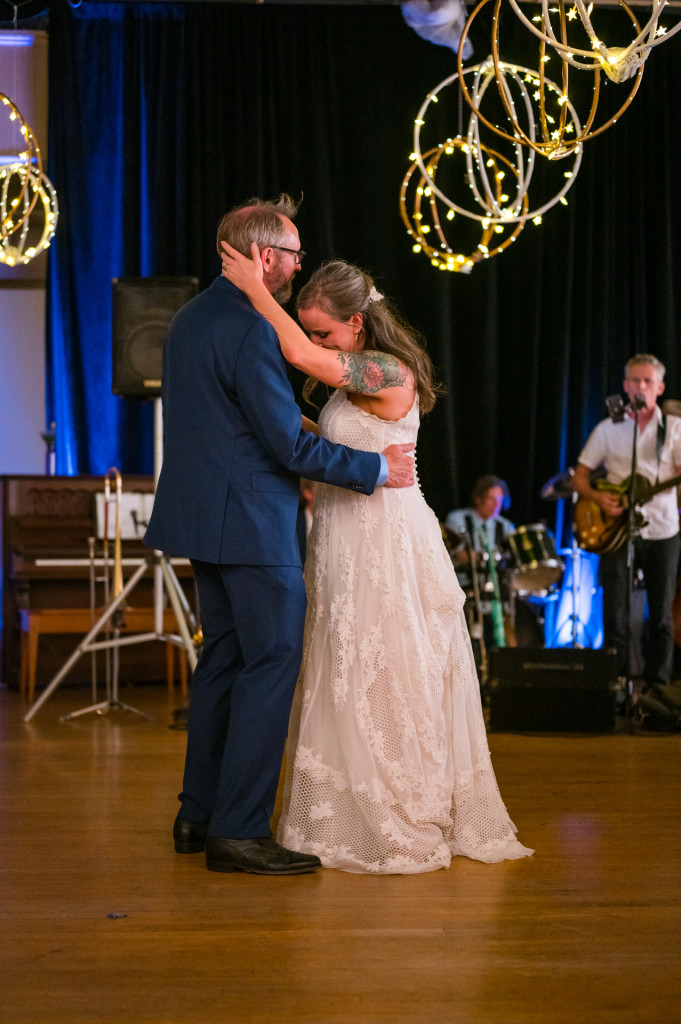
[24,400,199,722]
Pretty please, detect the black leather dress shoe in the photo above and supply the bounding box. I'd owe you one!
[205,836,322,875]
[173,815,209,854]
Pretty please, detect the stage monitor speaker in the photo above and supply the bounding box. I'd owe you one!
[487,647,617,733]
[112,276,199,398]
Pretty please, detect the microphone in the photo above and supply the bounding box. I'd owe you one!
[629,394,647,412]
[605,395,625,422]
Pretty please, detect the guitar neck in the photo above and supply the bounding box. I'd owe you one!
[647,471,681,502]
[601,471,681,505]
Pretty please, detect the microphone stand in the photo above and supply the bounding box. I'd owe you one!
[622,397,645,719]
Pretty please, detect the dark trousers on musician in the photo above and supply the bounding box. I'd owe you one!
[599,533,680,685]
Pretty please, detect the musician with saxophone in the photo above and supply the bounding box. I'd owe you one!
[572,354,681,688]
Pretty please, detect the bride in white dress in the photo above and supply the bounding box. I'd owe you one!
[221,244,533,874]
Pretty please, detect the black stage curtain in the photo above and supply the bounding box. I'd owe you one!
[47,1,681,535]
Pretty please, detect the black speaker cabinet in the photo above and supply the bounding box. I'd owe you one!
[487,647,617,733]
[112,277,199,398]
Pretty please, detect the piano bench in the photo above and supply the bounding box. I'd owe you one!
[19,607,189,705]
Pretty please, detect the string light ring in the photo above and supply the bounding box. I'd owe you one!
[0,162,59,266]
[400,140,527,273]
[412,61,582,225]
[0,92,42,237]
[465,61,536,218]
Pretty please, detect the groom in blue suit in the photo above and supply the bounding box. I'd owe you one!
[145,195,414,874]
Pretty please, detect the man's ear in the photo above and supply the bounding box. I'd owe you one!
[260,246,275,272]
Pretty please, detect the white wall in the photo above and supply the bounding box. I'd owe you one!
[0,287,47,473]
[0,30,50,474]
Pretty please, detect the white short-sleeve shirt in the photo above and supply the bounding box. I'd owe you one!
[578,407,681,540]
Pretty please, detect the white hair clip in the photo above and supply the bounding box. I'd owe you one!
[368,286,384,304]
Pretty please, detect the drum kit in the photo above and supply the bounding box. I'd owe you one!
[443,468,601,673]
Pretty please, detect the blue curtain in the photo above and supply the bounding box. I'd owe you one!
[47,3,190,475]
[46,2,681,535]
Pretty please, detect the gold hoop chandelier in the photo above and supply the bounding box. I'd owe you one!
[0,91,58,266]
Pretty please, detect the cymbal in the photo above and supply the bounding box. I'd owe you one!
[541,472,573,500]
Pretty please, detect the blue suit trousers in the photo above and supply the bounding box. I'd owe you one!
[180,560,307,838]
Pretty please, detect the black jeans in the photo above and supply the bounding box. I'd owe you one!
[599,533,680,685]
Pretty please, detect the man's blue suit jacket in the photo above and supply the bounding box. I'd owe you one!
[144,276,380,566]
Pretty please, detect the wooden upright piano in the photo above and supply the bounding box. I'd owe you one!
[1,475,195,691]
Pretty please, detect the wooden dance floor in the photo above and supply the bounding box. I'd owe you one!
[2,680,680,1024]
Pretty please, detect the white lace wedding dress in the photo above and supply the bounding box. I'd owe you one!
[277,389,533,873]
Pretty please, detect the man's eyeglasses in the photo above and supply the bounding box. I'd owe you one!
[268,244,306,265]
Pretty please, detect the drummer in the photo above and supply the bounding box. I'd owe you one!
[445,475,515,587]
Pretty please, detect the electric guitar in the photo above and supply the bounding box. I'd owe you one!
[573,471,681,554]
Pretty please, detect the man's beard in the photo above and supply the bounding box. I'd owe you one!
[267,254,295,305]
[271,276,294,305]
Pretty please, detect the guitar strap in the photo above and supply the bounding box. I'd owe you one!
[655,414,667,484]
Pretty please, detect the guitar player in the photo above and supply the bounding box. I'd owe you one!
[572,354,681,689]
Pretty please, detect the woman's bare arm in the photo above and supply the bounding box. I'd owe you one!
[221,242,409,398]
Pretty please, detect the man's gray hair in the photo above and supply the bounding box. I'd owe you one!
[216,194,300,257]
[625,353,666,380]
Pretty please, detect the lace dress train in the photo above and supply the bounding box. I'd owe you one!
[277,390,533,873]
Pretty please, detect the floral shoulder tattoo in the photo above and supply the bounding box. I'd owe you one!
[336,351,407,394]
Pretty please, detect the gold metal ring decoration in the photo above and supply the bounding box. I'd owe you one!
[0,91,58,266]
[456,0,647,159]
[401,60,583,272]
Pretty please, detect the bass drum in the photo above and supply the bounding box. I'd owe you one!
[504,524,563,594]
